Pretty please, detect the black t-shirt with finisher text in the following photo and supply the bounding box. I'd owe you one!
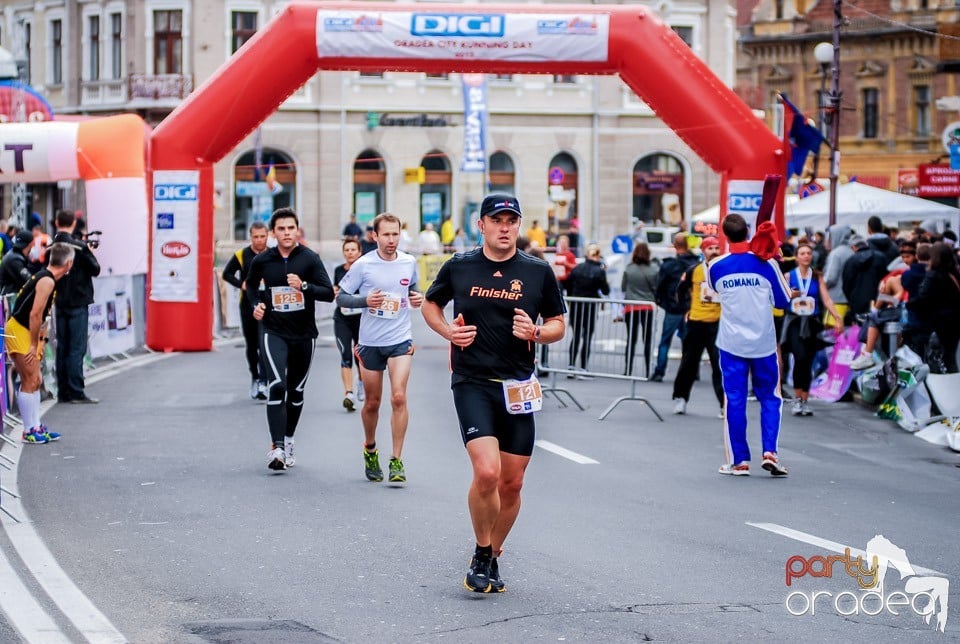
[426,248,566,383]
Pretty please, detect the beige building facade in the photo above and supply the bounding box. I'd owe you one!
[2,0,741,247]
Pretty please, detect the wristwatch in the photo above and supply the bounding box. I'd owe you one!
[300,281,309,292]
[533,326,541,341]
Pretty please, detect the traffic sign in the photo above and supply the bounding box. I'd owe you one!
[548,166,565,185]
[611,234,633,254]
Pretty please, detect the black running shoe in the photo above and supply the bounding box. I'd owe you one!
[464,552,492,593]
[486,557,505,593]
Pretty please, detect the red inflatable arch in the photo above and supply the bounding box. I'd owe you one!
[148,1,784,351]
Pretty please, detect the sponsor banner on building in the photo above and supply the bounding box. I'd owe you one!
[461,74,487,173]
[917,163,960,197]
[150,170,200,302]
[316,10,610,62]
[88,275,137,358]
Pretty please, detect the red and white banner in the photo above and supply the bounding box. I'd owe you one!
[917,164,960,197]
[317,10,610,62]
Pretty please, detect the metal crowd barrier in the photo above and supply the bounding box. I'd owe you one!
[539,295,665,421]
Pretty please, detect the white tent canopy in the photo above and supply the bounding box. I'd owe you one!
[785,182,959,232]
[691,182,959,233]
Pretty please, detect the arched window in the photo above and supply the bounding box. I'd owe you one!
[419,149,451,231]
[489,151,515,195]
[353,148,386,227]
[547,152,578,233]
[232,148,296,240]
[633,154,684,225]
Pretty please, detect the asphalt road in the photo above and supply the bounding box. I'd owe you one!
[2,315,958,643]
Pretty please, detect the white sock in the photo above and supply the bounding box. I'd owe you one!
[17,388,38,433]
[33,391,42,429]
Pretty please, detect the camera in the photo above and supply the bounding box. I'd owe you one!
[81,230,103,249]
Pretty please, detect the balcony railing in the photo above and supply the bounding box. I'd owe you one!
[80,79,127,106]
[128,73,193,100]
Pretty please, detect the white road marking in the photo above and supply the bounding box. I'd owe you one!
[0,354,173,643]
[747,522,945,576]
[534,440,599,464]
[0,537,71,643]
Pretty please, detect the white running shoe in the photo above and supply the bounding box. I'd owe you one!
[673,398,687,415]
[343,392,356,412]
[791,400,803,416]
[249,379,259,400]
[284,438,295,468]
[718,462,750,476]
[850,352,877,370]
[356,379,365,402]
[256,381,268,401]
[799,400,813,417]
[267,447,286,471]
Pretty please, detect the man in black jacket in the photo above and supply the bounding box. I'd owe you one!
[52,210,101,404]
[0,231,35,296]
[867,215,898,263]
[222,221,269,400]
[841,235,887,322]
[650,233,699,381]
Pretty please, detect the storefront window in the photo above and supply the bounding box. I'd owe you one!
[633,154,684,225]
[420,150,451,231]
[232,148,296,240]
[353,149,386,227]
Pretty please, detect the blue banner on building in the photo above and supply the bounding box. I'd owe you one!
[461,74,487,173]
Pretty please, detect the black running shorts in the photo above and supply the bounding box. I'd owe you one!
[452,379,535,457]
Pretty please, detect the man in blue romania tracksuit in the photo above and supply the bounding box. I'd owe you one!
[706,214,792,477]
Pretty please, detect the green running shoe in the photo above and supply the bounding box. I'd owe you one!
[388,457,406,483]
[363,449,383,482]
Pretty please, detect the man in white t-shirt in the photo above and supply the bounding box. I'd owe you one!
[336,212,423,483]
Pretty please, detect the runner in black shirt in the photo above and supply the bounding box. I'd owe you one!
[332,238,363,411]
[246,208,334,471]
[222,221,269,400]
[423,194,566,593]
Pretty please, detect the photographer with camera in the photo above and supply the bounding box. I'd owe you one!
[51,209,101,404]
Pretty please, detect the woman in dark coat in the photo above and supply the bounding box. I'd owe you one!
[566,243,610,372]
[907,242,960,372]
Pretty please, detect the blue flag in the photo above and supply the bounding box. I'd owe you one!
[781,95,826,178]
[461,74,487,173]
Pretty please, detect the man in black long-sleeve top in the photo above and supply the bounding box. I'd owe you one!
[0,231,35,296]
[52,210,101,404]
[246,208,334,471]
[222,221,269,400]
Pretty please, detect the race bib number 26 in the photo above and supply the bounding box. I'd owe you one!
[368,291,402,319]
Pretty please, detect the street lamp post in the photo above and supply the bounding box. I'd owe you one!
[814,3,841,227]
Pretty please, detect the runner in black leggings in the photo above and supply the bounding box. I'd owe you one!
[222,221,269,400]
[333,238,363,411]
[247,208,333,471]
